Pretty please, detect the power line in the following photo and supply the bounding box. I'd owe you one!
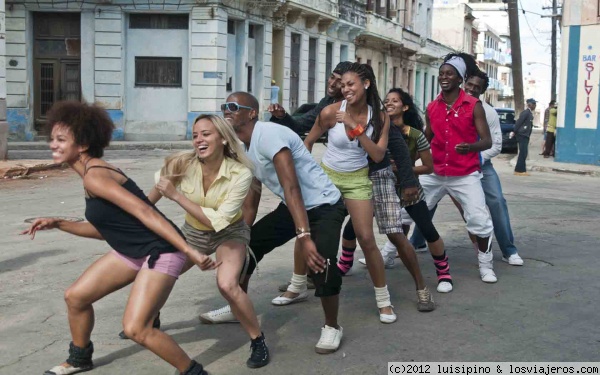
[518,0,549,47]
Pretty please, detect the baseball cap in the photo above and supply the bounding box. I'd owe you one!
[526,98,537,104]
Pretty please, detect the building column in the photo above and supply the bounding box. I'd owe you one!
[316,34,327,100]
[0,0,7,158]
[189,6,228,137]
[299,32,309,105]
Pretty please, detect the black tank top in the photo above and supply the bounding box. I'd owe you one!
[84,165,183,268]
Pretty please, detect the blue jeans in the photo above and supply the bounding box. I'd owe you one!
[515,135,529,173]
[410,161,518,257]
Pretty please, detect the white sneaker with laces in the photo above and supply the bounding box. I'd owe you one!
[478,251,497,283]
[199,305,239,324]
[315,325,343,354]
[358,256,395,269]
[502,253,524,266]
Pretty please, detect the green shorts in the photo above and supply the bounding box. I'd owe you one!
[321,163,372,200]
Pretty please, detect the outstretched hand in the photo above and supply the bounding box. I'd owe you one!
[20,218,61,240]
[267,103,287,119]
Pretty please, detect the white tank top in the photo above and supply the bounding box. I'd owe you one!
[321,100,373,173]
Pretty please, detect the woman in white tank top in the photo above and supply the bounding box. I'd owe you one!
[302,63,397,324]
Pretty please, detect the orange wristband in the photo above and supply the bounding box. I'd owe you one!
[348,124,366,139]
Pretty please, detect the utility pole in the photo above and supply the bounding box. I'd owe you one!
[507,0,524,114]
[551,0,557,101]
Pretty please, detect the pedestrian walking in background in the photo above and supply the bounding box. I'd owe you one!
[514,98,537,176]
[22,101,216,375]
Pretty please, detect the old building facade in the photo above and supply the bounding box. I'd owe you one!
[3,0,454,141]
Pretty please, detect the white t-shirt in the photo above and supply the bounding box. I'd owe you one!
[481,101,502,162]
[246,121,341,210]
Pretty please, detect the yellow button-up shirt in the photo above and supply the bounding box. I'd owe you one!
[158,157,253,232]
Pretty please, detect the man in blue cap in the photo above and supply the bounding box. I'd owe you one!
[514,98,537,176]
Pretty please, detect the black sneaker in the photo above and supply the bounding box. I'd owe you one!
[181,360,207,375]
[246,332,270,368]
[118,313,161,340]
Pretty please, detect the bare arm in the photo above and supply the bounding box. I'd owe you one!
[242,178,262,227]
[147,187,162,205]
[413,149,433,175]
[273,148,325,273]
[84,172,218,269]
[425,112,434,143]
[354,113,389,163]
[455,103,492,154]
[22,218,104,240]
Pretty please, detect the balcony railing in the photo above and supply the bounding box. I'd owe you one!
[483,47,501,64]
[287,0,339,18]
[364,12,403,45]
[339,0,366,27]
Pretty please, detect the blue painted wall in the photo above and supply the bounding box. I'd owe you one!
[106,109,124,141]
[556,25,600,166]
[7,108,34,141]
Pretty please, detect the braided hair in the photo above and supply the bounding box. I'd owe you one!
[387,88,424,132]
[343,62,385,143]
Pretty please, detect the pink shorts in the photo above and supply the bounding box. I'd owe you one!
[111,250,187,279]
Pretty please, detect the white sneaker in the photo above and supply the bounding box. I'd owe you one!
[478,251,498,283]
[45,363,93,375]
[502,253,524,266]
[271,290,309,306]
[315,325,343,354]
[199,305,239,324]
[436,281,453,293]
[358,256,395,269]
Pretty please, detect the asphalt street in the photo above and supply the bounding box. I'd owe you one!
[1,144,599,375]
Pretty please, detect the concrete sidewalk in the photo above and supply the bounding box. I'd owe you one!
[509,131,600,177]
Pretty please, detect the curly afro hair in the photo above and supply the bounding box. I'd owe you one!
[45,101,115,158]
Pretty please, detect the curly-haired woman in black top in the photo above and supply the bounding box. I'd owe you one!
[22,101,215,375]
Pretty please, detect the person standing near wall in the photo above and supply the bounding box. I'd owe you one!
[542,104,557,158]
[514,98,537,176]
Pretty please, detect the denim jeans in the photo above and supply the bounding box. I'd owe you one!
[481,160,518,256]
[410,161,518,257]
[515,135,529,172]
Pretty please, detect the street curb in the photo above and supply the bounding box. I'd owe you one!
[509,156,600,177]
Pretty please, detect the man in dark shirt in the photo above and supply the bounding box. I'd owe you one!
[267,61,353,135]
[514,98,536,175]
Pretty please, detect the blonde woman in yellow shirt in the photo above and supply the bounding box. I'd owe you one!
[150,114,270,369]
